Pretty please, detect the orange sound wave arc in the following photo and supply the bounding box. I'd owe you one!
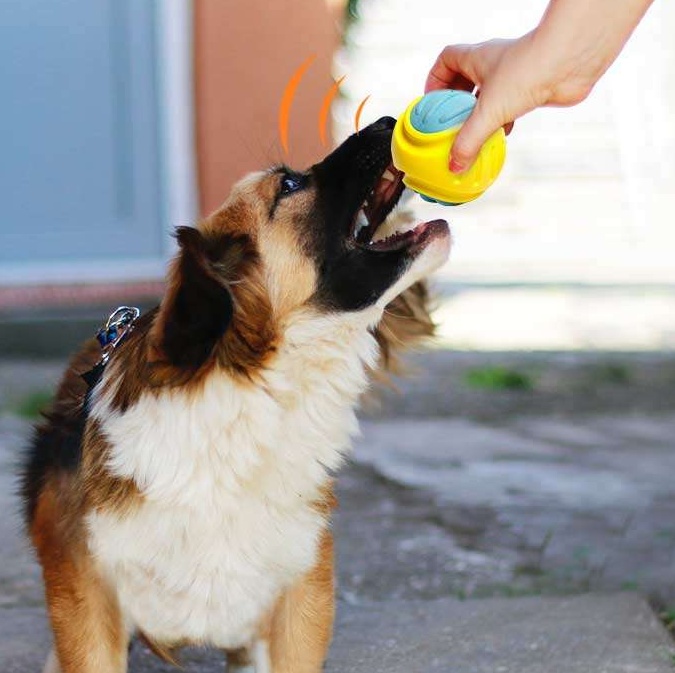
[354,95,371,134]
[278,54,317,155]
[318,75,346,147]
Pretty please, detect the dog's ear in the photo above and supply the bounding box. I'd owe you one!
[157,226,249,370]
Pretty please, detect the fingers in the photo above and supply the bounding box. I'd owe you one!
[475,90,515,135]
[425,45,477,93]
[449,96,509,172]
[426,41,519,172]
[425,71,475,94]
[451,73,476,94]
[448,102,493,172]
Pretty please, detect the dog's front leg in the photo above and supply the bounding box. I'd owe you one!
[265,529,335,673]
[32,490,128,673]
[40,552,128,673]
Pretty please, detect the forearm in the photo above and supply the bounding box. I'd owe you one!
[533,0,655,101]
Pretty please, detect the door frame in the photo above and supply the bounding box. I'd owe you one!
[0,0,197,286]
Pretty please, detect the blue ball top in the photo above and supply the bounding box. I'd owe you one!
[410,90,477,134]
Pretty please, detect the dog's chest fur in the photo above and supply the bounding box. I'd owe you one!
[86,314,378,648]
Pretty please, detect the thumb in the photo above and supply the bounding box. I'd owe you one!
[449,98,503,173]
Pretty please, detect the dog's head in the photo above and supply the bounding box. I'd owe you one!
[154,117,450,377]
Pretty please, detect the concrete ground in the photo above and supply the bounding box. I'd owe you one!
[4,596,673,672]
[1,351,675,671]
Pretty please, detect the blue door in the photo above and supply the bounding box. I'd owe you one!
[0,0,165,278]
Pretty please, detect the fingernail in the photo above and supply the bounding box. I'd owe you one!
[449,158,465,174]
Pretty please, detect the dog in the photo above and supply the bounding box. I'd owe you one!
[21,116,450,673]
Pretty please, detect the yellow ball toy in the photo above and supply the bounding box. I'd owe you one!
[391,90,506,205]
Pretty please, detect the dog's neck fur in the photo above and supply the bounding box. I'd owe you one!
[85,308,381,647]
[90,307,381,510]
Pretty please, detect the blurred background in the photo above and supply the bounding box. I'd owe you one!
[335,0,675,351]
[0,0,342,323]
[4,1,675,656]
[1,0,675,350]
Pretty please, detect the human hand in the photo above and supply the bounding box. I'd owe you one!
[425,34,594,173]
[425,0,654,173]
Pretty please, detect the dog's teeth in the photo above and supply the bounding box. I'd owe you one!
[400,187,415,203]
[382,169,395,182]
[354,209,369,238]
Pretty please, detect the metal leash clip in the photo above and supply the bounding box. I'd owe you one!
[95,306,141,365]
[81,306,141,393]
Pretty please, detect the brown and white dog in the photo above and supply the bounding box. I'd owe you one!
[21,117,450,673]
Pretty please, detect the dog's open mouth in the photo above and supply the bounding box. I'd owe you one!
[350,164,447,253]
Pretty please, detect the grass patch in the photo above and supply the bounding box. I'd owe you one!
[464,366,533,391]
[660,607,675,632]
[620,580,640,591]
[591,363,631,385]
[13,389,53,419]
[655,528,675,542]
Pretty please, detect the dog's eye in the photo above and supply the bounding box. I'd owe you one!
[280,173,306,196]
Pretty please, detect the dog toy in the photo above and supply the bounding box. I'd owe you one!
[391,90,506,205]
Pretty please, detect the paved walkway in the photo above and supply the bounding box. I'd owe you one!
[2,353,675,670]
[4,596,673,672]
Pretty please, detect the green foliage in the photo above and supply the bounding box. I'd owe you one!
[13,389,53,419]
[464,366,533,391]
[620,580,640,591]
[658,605,675,664]
[346,0,360,22]
[660,607,675,631]
[591,363,631,385]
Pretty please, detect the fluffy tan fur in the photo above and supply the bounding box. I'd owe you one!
[27,169,437,673]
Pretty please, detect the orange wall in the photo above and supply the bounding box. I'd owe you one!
[194,1,344,215]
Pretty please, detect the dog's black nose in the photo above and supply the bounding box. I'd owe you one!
[369,116,396,132]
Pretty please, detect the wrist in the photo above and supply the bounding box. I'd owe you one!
[527,19,603,106]
[531,0,655,106]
